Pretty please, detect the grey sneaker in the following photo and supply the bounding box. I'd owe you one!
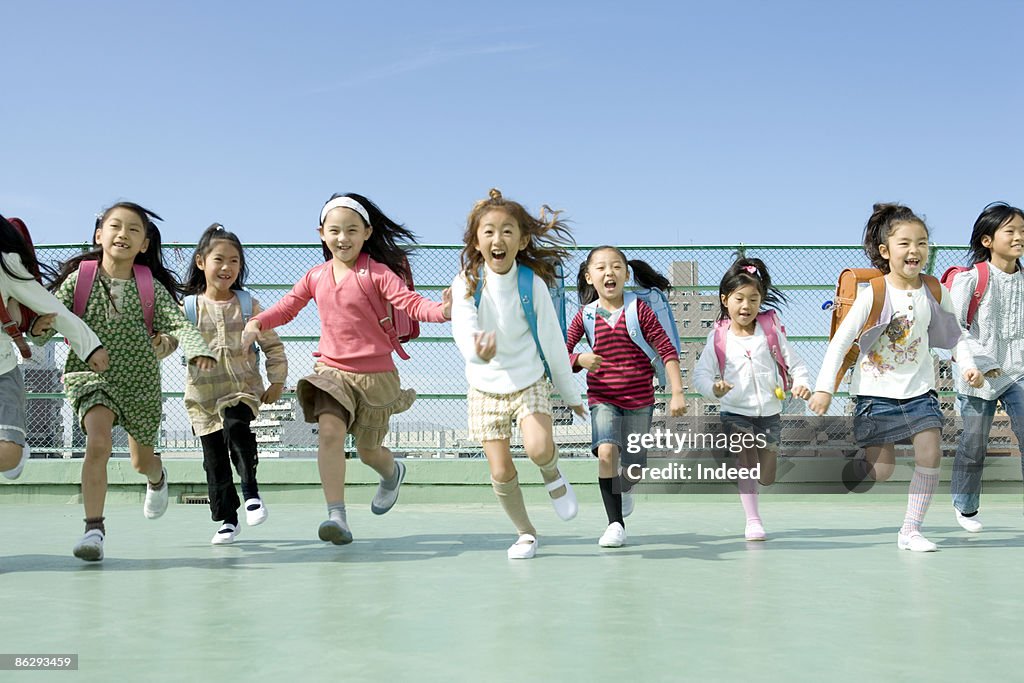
[318,519,353,545]
[370,460,406,515]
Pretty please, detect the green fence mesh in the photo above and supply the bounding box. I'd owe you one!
[21,242,987,457]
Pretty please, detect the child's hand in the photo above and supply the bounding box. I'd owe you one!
[808,391,832,416]
[578,353,603,371]
[261,383,284,405]
[191,356,216,372]
[571,404,588,418]
[790,385,812,400]
[712,380,733,397]
[441,287,453,320]
[151,332,178,360]
[985,368,1002,378]
[30,313,57,336]
[474,331,497,362]
[88,348,110,373]
[669,393,688,416]
[962,368,984,389]
[240,320,262,349]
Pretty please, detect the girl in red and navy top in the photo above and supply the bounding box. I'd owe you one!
[566,246,687,548]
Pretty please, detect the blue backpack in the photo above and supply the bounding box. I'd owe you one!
[183,290,259,357]
[581,288,681,385]
[472,263,566,381]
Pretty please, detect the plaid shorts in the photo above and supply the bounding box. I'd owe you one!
[468,377,552,441]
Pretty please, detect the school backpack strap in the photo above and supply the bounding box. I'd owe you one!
[72,260,154,335]
[73,259,98,321]
[183,294,198,325]
[622,292,657,363]
[713,319,729,380]
[0,297,31,359]
[517,264,553,381]
[353,252,410,361]
[757,310,791,391]
[234,289,259,355]
[581,300,600,347]
[921,274,942,305]
[833,275,886,392]
[133,264,155,336]
[967,262,990,328]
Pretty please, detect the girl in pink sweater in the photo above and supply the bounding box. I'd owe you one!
[242,193,451,545]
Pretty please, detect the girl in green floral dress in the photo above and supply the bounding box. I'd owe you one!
[35,202,215,562]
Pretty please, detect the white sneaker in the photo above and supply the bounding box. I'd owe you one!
[507,533,537,559]
[621,491,634,518]
[598,522,626,547]
[955,509,983,533]
[545,471,578,521]
[211,523,240,545]
[143,467,168,519]
[898,530,938,552]
[244,498,268,526]
[745,519,767,541]
[73,529,104,562]
[1,444,30,480]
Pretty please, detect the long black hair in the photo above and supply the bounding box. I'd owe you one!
[0,214,53,284]
[862,202,928,273]
[319,193,416,280]
[576,245,671,305]
[968,201,1024,266]
[718,257,785,320]
[50,202,186,304]
[183,223,248,295]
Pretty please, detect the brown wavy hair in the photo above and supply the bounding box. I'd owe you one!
[460,188,574,298]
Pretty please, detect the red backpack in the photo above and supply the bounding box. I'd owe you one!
[939,262,990,328]
[0,217,42,359]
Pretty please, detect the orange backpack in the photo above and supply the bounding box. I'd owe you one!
[826,269,942,392]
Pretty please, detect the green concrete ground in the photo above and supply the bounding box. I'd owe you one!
[3,496,1024,682]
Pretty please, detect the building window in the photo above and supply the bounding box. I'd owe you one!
[700,320,713,329]
[682,320,690,328]
[681,303,690,312]
[701,302,714,311]
[703,404,719,416]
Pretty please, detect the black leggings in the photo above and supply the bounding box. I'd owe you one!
[200,404,260,524]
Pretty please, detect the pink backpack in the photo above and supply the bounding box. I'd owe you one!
[713,310,791,390]
[939,261,990,329]
[309,253,420,360]
[73,259,156,335]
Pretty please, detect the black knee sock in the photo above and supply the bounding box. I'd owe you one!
[599,477,624,526]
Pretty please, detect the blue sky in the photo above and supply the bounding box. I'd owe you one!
[2,1,1022,247]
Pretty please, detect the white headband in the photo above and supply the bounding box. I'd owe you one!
[320,196,371,227]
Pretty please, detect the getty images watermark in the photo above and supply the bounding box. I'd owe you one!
[623,427,768,484]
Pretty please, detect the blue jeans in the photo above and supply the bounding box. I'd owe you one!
[590,403,654,468]
[952,378,1024,514]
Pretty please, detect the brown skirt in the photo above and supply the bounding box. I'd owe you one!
[296,363,415,449]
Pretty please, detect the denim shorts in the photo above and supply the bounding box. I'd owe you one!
[590,403,654,466]
[719,412,782,448]
[852,391,943,447]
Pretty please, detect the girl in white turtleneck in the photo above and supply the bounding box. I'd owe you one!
[450,189,585,560]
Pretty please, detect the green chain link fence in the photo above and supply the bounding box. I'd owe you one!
[21,242,991,458]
